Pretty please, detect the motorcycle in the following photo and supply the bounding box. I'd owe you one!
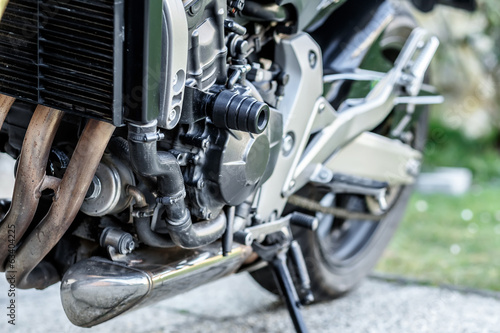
[0,0,476,332]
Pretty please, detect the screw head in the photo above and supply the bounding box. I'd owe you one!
[168,109,177,122]
[308,50,317,68]
[318,103,326,113]
[282,133,295,156]
[319,170,329,181]
[126,240,135,253]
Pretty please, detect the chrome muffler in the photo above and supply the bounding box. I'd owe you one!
[60,244,252,327]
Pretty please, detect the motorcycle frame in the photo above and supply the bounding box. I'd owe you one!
[256,0,440,220]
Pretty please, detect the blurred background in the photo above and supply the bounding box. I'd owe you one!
[376,0,500,291]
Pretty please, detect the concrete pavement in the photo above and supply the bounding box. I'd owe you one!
[0,272,499,333]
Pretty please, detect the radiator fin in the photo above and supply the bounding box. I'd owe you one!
[0,0,119,123]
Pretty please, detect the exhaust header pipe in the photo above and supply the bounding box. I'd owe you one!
[60,244,252,327]
[0,94,14,129]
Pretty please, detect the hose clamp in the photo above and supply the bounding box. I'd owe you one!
[156,190,187,206]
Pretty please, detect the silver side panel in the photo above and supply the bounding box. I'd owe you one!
[158,0,189,129]
[325,132,422,185]
[255,33,323,220]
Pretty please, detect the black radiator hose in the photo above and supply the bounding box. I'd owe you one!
[134,216,176,248]
[128,122,226,249]
[134,213,226,249]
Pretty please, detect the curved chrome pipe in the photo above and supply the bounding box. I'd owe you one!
[60,244,252,327]
[0,94,15,130]
[13,119,115,289]
[0,105,64,270]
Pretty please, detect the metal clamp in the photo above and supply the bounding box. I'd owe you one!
[156,190,186,206]
[128,131,165,143]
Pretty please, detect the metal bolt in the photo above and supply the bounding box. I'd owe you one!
[191,155,201,164]
[201,139,210,150]
[126,240,135,253]
[308,50,317,68]
[197,179,205,189]
[168,109,177,122]
[289,179,296,191]
[406,159,421,177]
[318,103,326,113]
[188,0,202,16]
[282,133,294,156]
[85,175,101,200]
[319,169,330,181]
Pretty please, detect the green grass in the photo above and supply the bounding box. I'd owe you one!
[376,185,500,291]
[424,117,500,182]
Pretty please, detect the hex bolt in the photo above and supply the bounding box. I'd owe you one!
[85,175,101,200]
[125,240,136,253]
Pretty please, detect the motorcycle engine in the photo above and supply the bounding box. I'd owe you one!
[157,0,282,221]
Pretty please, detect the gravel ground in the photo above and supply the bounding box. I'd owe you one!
[1,154,500,333]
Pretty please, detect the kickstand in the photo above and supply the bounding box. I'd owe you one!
[253,238,313,333]
[271,250,309,333]
[239,212,318,333]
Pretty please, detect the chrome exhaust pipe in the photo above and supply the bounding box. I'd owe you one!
[60,244,252,327]
[0,105,64,271]
[12,119,115,289]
